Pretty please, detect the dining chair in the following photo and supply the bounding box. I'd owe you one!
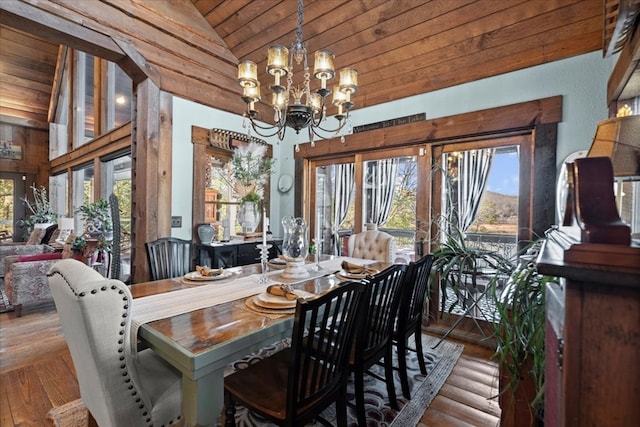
[350,263,407,426]
[223,280,367,427]
[394,254,435,399]
[347,229,397,263]
[47,259,183,427]
[145,236,192,280]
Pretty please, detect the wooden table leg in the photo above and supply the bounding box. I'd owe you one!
[182,370,223,427]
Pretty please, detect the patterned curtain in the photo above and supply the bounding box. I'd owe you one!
[448,149,494,232]
[369,159,399,226]
[332,163,354,254]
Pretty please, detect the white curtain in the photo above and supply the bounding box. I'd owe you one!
[332,163,354,254]
[369,159,399,226]
[448,149,494,232]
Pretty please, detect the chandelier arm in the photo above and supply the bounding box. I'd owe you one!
[246,116,286,139]
[311,115,349,134]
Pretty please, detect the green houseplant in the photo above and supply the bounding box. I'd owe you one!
[491,239,557,426]
[429,214,513,316]
[229,142,275,202]
[76,199,113,239]
[19,184,57,234]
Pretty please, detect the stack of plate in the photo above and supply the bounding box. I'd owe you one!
[336,270,368,281]
[182,270,232,286]
[249,289,313,313]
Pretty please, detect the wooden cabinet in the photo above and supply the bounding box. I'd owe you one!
[195,239,281,268]
[537,236,640,427]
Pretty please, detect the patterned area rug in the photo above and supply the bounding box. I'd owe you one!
[0,278,14,313]
[227,333,463,427]
[47,334,463,427]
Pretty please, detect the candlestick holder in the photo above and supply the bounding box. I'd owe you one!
[257,243,272,284]
[312,238,323,271]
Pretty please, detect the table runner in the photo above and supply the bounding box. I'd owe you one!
[130,257,364,353]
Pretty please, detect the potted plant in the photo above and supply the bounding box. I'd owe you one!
[429,214,513,317]
[230,142,275,202]
[19,184,57,235]
[228,142,275,233]
[76,199,113,240]
[492,238,558,427]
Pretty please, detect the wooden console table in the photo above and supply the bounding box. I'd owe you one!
[536,231,640,427]
[195,238,282,268]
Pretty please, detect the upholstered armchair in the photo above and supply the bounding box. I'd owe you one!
[347,229,397,263]
[48,259,183,426]
[3,250,62,317]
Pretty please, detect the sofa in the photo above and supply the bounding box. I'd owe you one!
[0,244,57,278]
[3,250,62,317]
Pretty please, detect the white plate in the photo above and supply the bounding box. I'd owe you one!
[337,270,367,280]
[184,270,232,281]
[269,258,287,265]
[255,290,313,308]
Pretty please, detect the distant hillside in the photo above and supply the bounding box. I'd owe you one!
[469,190,519,233]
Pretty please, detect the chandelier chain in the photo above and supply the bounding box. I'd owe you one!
[296,0,304,46]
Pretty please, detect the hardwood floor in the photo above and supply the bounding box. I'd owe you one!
[0,299,500,426]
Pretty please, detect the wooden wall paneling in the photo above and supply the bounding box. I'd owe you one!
[0,123,49,187]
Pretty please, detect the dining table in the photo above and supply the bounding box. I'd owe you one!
[129,256,388,427]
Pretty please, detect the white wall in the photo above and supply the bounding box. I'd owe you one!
[172,51,617,238]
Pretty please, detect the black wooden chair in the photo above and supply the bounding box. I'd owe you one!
[393,254,435,399]
[145,237,192,280]
[349,264,407,426]
[223,281,367,427]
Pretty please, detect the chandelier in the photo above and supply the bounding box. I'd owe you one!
[237,0,358,148]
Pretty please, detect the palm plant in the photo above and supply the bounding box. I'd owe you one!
[491,239,557,424]
[430,215,513,316]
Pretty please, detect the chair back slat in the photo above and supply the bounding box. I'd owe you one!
[145,237,192,280]
[287,281,366,418]
[401,254,435,329]
[359,264,407,358]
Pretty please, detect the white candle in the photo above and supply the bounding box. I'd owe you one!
[262,207,267,247]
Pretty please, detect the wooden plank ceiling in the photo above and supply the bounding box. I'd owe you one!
[0,0,606,131]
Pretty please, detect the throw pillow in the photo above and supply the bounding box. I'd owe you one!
[26,228,44,245]
[17,252,63,263]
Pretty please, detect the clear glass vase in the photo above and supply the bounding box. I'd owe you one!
[281,216,310,278]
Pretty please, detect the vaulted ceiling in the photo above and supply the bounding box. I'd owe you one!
[0,0,624,131]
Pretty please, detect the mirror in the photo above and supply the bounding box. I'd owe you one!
[191,127,272,241]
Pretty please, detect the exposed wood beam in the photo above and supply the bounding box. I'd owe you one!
[0,111,47,130]
[608,22,640,104]
[295,96,563,158]
[47,46,68,123]
[0,0,125,62]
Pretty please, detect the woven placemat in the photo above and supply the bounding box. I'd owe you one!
[243,296,295,316]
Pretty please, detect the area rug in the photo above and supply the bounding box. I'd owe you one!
[46,334,463,427]
[228,333,463,427]
[0,278,14,313]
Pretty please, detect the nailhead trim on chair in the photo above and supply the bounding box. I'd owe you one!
[48,271,154,426]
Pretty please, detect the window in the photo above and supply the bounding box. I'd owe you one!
[72,164,94,231]
[73,51,95,146]
[49,173,68,217]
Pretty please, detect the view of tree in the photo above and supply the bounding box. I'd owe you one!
[0,178,14,236]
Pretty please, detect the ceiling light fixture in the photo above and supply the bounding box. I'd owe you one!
[237,0,358,150]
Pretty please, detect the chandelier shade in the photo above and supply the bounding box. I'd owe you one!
[237,0,358,147]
